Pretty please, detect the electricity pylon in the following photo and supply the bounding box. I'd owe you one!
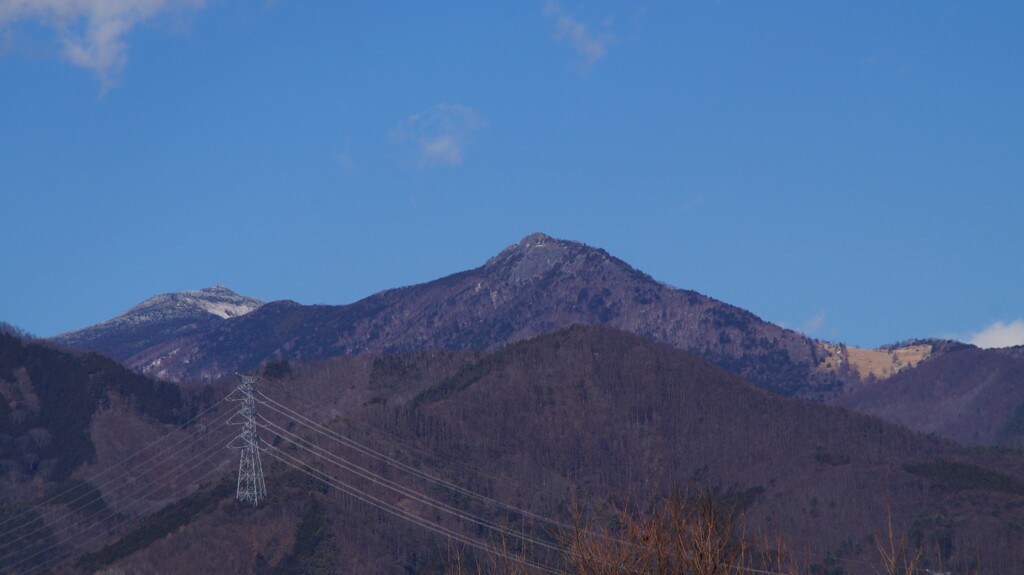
[228,373,267,506]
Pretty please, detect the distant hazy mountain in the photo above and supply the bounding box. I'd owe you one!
[51,234,946,400]
[51,285,263,360]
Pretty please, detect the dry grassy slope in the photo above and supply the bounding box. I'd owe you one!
[835,346,1024,448]
[816,342,933,388]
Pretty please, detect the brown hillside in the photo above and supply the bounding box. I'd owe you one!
[9,327,1024,574]
[835,345,1024,448]
[365,326,1024,573]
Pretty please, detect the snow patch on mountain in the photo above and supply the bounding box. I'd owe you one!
[51,286,264,349]
[195,299,259,319]
[104,286,262,325]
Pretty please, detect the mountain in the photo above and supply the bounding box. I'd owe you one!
[0,331,228,571]
[834,344,1024,449]
[11,326,1024,574]
[49,234,935,399]
[366,326,1024,573]
[0,332,195,507]
[51,285,263,361]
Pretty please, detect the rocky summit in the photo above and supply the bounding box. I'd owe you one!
[51,286,263,359]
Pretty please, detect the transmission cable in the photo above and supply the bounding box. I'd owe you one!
[0,405,234,552]
[263,445,564,575]
[1,437,230,574]
[256,390,570,530]
[257,375,571,500]
[0,392,229,535]
[261,415,563,555]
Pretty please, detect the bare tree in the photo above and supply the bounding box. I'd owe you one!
[873,510,922,575]
[446,488,803,575]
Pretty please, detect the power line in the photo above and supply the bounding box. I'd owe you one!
[261,414,564,555]
[0,368,916,575]
[0,393,229,536]
[263,445,565,575]
[257,392,798,575]
[256,390,570,530]
[2,438,230,574]
[257,374,572,501]
[0,406,235,558]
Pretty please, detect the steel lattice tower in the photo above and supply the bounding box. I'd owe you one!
[228,374,267,506]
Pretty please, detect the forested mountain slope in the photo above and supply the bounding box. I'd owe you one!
[12,326,1021,574]
[52,234,930,401]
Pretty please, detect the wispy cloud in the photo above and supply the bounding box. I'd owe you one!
[544,1,612,67]
[336,138,358,175]
[390,103,486,168]
[336,152,357,175]
[670,193,706,214]
[798,312,827,336]
[0,0,205,90]
[969,320,1024,349]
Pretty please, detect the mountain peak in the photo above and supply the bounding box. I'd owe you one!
[51,286,264,356]
[489,232,572,257]
[198,285,236,295]
[124,286,262,319]
[51,235,816,398]
[485,232,592,284]
[518,231,555,247]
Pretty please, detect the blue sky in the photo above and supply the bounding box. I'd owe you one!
[1,1,1022,348]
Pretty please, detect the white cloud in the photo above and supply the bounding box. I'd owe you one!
[0,0,205,89]
[420,135,462,165]
[671,193,706,213]
[544,1,612,67]
[969,320,1024,349]
[390,103,486,168]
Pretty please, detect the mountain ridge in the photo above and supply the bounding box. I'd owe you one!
[104,234,842,394]
[834,345,1024,449]
[48,234,947,401]
[5,325,1024,573]
[8,325,1024,568]
[145,326,1024,572]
